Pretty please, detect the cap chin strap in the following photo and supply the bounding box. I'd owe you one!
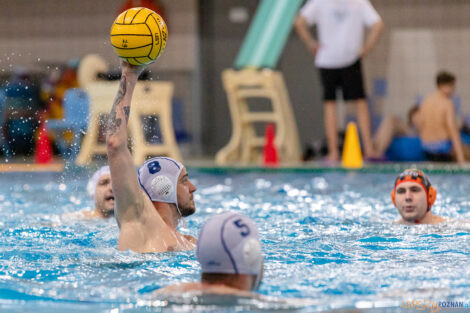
[176,204,188,229]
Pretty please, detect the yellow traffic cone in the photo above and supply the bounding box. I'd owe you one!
[342,122,363,169]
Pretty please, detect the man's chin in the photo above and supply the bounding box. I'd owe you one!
[181,206,195,217]
[100,202,114,214]
[401,213,419,223]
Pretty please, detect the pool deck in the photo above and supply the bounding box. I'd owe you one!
[1,156,470,173]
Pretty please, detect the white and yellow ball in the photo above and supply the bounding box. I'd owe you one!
[110,7,168,65]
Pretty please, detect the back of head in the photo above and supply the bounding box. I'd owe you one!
[197,212,263,289]
[436,71,456,87]
[137,157,184,205]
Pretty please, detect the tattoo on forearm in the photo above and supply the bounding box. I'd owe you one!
[123,106,130,122]
[107,76,127,135]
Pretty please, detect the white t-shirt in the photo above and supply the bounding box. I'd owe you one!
[299,0,381,69]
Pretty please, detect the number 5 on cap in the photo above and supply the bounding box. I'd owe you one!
[233,219,250,237]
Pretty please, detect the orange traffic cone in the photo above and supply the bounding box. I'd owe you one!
[263,124,279,167]
[35,119,53,164]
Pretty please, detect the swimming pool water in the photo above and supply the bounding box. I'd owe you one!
[1,169,470,312]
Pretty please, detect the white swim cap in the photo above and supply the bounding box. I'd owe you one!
[87,166,111,199]
[197,212,263,276]
[137,157,184,205]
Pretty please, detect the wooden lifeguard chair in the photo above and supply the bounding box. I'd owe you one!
[215,68,301,165]
[129,81,181,165]
[75,54,182,166]
[215,0,303,165]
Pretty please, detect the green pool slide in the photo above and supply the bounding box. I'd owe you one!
[235,0,304,69]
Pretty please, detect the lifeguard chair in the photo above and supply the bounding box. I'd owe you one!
[216,68,301,164]
[215,0,303,165]
[75,54,181,166]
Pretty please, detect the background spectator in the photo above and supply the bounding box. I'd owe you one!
[294,0,384,162]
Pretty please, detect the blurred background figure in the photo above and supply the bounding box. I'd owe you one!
[41,60,79,121]
[294,0,384,162]
[40,60,80,155]
[0,67,41,157]
[416,71,466,163]
[372,105,421,158]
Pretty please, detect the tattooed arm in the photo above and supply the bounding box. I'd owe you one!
[106,62,147,227]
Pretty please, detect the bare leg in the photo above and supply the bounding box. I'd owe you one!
[373,116,410,156]
[324,101,339,162]
[356,99,376,158]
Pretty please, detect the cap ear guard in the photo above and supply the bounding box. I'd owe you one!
[243,238,262,273]
[427,186,436,207]
[391,189,397,207]
[137,157,183,205]
[151,175,174,202]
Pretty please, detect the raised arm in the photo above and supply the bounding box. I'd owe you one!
[106,62,146,226]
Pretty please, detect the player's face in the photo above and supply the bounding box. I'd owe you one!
[176,168,196,217]
[395,181,428,222]
[94,174,114,218]
[440,83,456,98]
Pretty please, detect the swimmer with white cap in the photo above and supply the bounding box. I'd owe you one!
[106,61,197,253]
[155,212,264,296]
[392,169,445,225]
[69,166,115,219]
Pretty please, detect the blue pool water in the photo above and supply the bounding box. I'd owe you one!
[1,169,470,312]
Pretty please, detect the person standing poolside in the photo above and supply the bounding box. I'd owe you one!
[155,212,264,296]
[416,71,466,163]
[294,0,384,162]
[106,61,197,253]
[392,169,445,225]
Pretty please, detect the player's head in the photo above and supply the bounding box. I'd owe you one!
[391,169,436,223]
[436,71,456,97]
[138,157,196,217]
[197,212,264,291]
[87,166,114,218]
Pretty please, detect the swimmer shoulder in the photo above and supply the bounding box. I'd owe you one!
[395,215,447,225]
[117,191,196,253]
[154,282,258,298]
[62,209,103,220]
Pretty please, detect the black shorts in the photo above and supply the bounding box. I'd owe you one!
[319,59,366,101]
[424,152,453,162]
